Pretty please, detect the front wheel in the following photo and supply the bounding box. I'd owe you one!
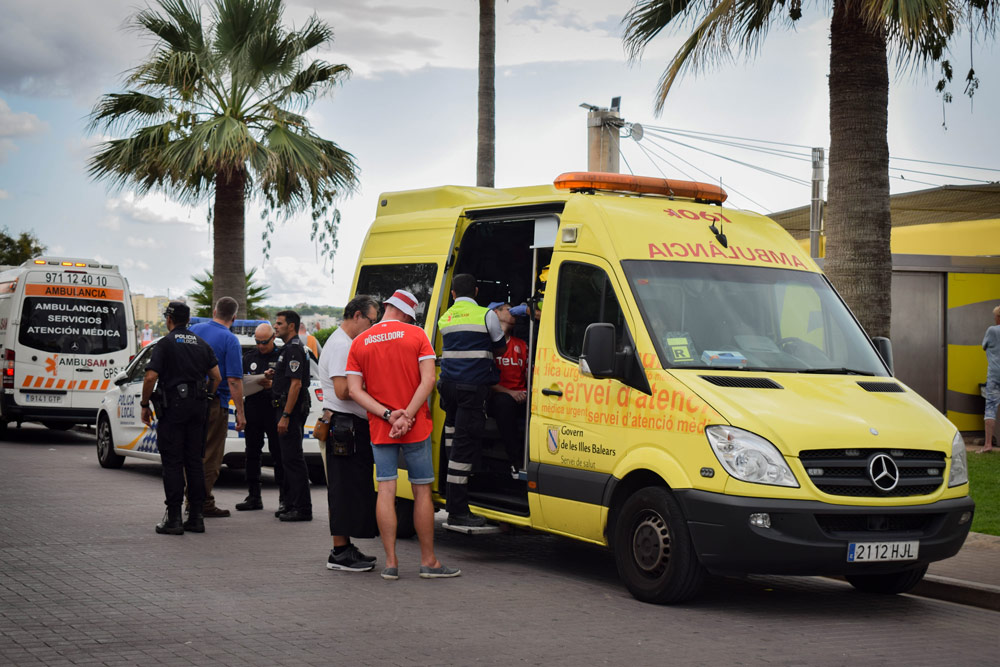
[96,415,125,469]
[613,486,703,604]
[846,565,928,595]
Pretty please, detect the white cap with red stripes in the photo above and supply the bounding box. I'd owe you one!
[384,289,418,319]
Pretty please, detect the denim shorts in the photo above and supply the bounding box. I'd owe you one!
[371,437,435,484]
[985,380,1000,420]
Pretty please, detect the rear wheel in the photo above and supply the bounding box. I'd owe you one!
[846,565,928,594]
[613,486,703,604]
[96,415,125,469]
[43,421,74,431]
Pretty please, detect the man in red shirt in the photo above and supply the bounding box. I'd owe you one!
[346,289,461,580]
[486,303,529,478]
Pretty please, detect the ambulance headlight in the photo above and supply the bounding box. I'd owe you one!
[948,431,968,487]
[706,426,798,488]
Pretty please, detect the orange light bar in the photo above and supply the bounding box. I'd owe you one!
[33,260,45,264]
[61,262,72,266]
[554,172,727,204]
[74,262,86,267]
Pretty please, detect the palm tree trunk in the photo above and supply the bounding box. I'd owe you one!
[477,0,496,188]
[824,0,892,338]
[213,168,247,319]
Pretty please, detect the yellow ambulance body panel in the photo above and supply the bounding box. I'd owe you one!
[350,173,974,604]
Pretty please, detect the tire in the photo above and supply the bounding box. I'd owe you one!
[43,421,75,431]
[96,415,125,469]
[845,565,928,595]
[308,464,328,485]
[395,497,416,539]
[612,486,704,604]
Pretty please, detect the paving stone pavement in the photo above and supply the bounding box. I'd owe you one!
[1,426,997,666]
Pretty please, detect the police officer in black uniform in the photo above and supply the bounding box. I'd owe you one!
[235,322,284,512]
[268,309,312,522]
[141,301,221,535]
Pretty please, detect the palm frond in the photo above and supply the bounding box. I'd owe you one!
[87,92,167,133]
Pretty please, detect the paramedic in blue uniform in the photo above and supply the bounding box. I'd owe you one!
[236,321,284,512]
[437,273,507,527]
[268,309,313,521]
[141,301,221,535]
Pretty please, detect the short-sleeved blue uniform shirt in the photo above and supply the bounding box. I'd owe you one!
[190,320,243,402]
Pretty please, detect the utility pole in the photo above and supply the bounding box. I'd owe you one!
[809,147,825,259]
[581,97,623,173]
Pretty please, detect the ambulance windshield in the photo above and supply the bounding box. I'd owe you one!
[623,260,889,376]
[18,297,128,355]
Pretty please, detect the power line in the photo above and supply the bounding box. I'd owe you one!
[636,135,769,210]
[645,133,811,187]
[889,156,1000,174]
[640,125,814,150]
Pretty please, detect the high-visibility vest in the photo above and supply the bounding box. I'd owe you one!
[438,300,500,386]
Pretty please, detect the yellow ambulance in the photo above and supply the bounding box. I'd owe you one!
[351,172,974,604]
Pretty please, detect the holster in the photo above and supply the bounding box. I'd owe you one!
[331,413,356,456]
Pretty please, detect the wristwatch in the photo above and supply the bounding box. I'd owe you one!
[382,408,392,422]
[140,401,149,408]
[281,412,291,418]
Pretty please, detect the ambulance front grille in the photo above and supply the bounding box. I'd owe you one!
[799,448,946,498]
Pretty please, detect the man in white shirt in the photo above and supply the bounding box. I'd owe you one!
[317,295,380,571]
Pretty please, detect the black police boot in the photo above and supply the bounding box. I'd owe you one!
[155,506,184,535]
[236,487,263,511]
[183,503,205,533]
[274,501,288,518]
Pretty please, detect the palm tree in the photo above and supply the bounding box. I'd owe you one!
[477,0,496,188]
[88,0,359,318]
[623,0,995,337]
[189,267,270,318]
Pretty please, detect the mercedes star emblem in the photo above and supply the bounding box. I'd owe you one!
[868,453,900,492]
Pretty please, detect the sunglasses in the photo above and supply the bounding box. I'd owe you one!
[255,336,274,345]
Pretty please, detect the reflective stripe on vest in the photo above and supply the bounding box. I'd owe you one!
[438,300,500,385]
[441,350,493,359]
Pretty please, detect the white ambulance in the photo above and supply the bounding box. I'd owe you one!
[0,257,136,430]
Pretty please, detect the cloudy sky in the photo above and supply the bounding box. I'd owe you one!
[0,0,996,305]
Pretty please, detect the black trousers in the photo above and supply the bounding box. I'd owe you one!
[276,408,312,513]
[486,390,525,468]
[158,397,207,509]
[326,413,377,538]
[244,400,283,495]
[438,380,489,516]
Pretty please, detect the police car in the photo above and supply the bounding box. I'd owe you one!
[94,326,327,483]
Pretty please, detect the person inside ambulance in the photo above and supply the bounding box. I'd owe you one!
[485,302,528,479]
[437,274,507,528]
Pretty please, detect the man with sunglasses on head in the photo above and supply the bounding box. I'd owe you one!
[236,322,285,512]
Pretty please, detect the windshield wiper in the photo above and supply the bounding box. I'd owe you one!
[796,367,876,376]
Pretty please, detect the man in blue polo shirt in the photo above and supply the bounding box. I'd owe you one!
[190,296,246,517]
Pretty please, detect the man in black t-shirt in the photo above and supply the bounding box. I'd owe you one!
[268,309,312,522]
[236,322,284,512]
[142,301,221,535]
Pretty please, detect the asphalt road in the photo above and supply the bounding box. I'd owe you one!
[1,424,997,666]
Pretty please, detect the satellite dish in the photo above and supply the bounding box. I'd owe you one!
[630,123,644,142]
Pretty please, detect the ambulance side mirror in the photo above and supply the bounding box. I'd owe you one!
[580,323,618,379]
[113,372,129,386]
[871,336,893,375]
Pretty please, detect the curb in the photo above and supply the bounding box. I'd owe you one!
[909,574,1000,612]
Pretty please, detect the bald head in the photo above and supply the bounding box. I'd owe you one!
[254,322,276,352]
